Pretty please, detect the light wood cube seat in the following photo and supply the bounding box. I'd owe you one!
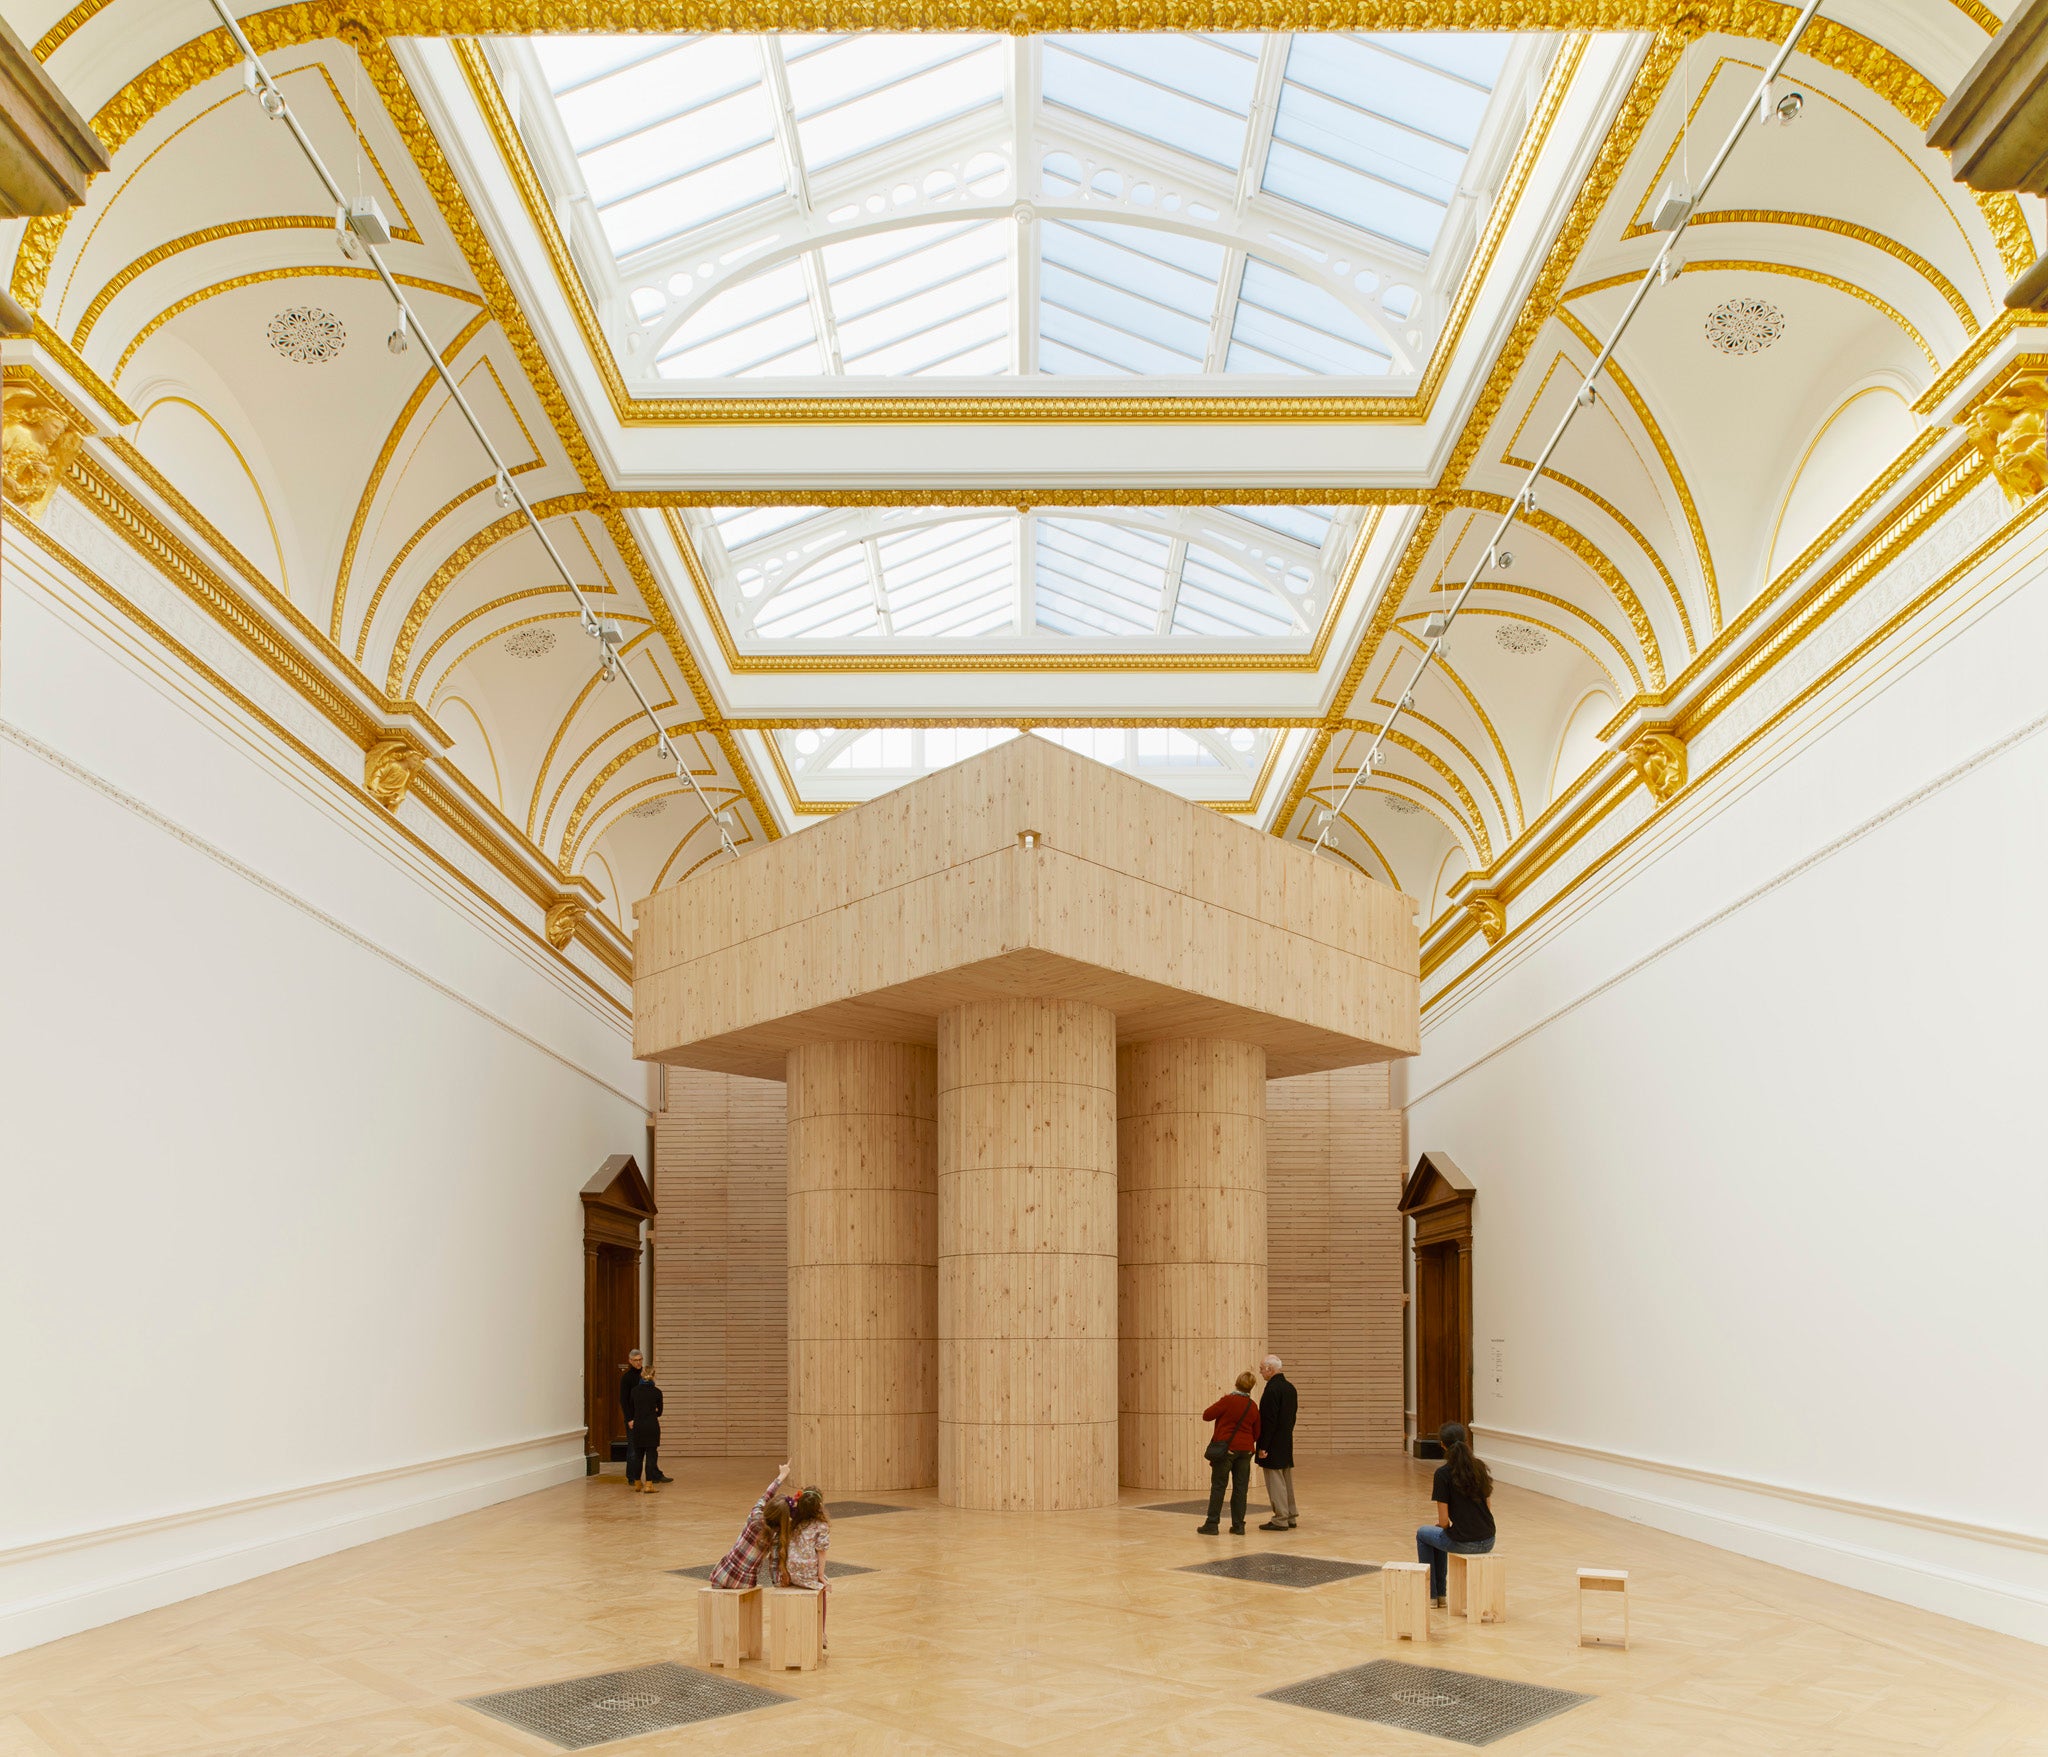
[1576,1567,1629,1649]
[695,1585,761,1669]
[765,1586,824,1671]
[1447,1551,1506,1625]
[1381,1561,1431,1642]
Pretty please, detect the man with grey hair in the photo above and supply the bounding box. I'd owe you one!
[1256,1355,1299,1530]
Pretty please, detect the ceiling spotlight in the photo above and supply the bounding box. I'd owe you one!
[495,472,515,510]
[1649,183,1693,233]
[335,206,361,260]
[1493,549,1514,571]
[1398,691,1415,710]
[245,62,286,120]
[1773,89,1805,124]
[387,309,409,355]
[1518,486,1537,512]
[1314,807,1334,830]
[1576,383,1598,407]
[1655,253,1678,286]
[657,733,676,764]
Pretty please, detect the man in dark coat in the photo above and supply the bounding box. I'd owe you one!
[1256,1355,1300,1530]
[626,1367,664,1493]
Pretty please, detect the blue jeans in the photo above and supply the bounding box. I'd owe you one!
[1415,1525,1493,1597]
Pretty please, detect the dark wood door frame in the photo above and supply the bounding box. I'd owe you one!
[581,1154,656,1468]
[1399,1151,1475,1458]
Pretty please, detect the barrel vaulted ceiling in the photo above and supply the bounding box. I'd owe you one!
[2,0,2025,970]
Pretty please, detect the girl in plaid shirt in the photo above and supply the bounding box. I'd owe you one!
[707,1462,792,1589]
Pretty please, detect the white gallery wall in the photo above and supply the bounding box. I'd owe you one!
[1402,520,2048,1644]
[0,515,650,1656]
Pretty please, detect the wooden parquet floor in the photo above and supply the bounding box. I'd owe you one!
[2,1457,2043,1755]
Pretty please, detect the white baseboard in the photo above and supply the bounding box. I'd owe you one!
[0,1432,588,1657]
[1479,1427,2048,1647]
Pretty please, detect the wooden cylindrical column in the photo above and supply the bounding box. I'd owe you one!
[1117,1039,1268,1491]
[938,998,1118,1510]
[786,1040,938,1491]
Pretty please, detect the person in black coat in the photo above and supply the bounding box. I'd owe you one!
[620,1350,670,1485]
[627,1369,664,1494]
[1256,1355,1300,1530]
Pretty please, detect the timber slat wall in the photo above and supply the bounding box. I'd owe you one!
[653,1067,787,1456]
[659,1061,1402,1464]
[1267,1065,1406,1455]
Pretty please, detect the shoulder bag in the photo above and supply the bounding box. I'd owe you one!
[1204,1395,1255,1466]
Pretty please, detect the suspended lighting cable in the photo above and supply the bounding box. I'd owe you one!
[1313,0,1823,860]
[206,0,739,861]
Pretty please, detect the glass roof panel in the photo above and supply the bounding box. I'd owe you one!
[1041,35,1256,167]
[527,31,1532,386]
[785,35,1004,171]
[1227,257,1392,375]
[695,505,1355,647]
[777,725,1274,805]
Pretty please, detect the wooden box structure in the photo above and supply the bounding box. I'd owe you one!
[1400,1152,1474,1455]
[634,737,1419,1509]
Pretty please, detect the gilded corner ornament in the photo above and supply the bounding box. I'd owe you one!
[1965,368,2048,503]
[1462,892,1507,947]
[364,736,428,810]
[1625,729,1689,803]
[544,897,588,950]
[2,387,88,520]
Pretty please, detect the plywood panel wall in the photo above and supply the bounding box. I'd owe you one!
[1266,1064,1406,1455]
[652,1066,788,1457]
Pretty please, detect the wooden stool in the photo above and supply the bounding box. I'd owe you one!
[1447,1552,1506,1625]
[765,1587,823,1671]
[1576,1568,1629,1649]
[1381,1562,1431,1642]
[695,1586,761,1669]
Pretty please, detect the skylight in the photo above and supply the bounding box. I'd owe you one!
[517,31,1534,389]
[774,725,1280,805]
[692,503,1356,645]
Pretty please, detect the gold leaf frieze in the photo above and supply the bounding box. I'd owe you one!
[365,735,429,809]
[1,388,88,520]
[1965,367,2048,503]
[1623,729,1688,803]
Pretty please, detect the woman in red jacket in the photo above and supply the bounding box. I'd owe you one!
[1197,1371,1262,1535]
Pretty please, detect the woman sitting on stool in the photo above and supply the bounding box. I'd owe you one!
[1416,1422,1496,1606]
[769,1485,832,1651]
[1197,1372,1262,1535]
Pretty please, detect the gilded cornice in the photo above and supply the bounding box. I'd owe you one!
[1532,463,1694,655]
[4,492,632,1003]
[1911,310,2048,417]
[30,316,135,426]
[333,306,494,642]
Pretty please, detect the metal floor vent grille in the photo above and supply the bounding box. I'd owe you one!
[1181,1553,1379,1589]
[824,1500,916,1517]
[1138,1499,1272,1516]
[464,1661,788,1749]
[669,1562,877,1579]
[1264,1659,1591,1746]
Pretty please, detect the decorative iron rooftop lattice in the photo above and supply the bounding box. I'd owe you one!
[1704,296,1784,355]
[266,307,346,363]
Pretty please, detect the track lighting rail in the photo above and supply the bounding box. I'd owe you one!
[207,0,739,862]
[1313,0,1825,862]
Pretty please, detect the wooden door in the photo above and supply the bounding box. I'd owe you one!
[1416,1243,1466,1439]
[591,1245,638,1459]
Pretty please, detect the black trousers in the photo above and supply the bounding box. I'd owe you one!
[627,1437,658,1483]
[1205,1449,1251,1529]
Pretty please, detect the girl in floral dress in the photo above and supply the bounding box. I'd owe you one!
[772,1486,831,1650]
